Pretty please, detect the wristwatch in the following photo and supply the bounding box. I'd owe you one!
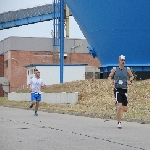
[130,80,133,83]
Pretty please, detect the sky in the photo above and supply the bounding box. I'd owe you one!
[0,0,85,41]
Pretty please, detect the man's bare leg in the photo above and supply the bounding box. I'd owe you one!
[35,101,39,111]
[117,103,123,128]
[34,101,39,116]
[122,106,128,112]
[30,100,36,108]
[117,103,122,122]
[117,104,128,128]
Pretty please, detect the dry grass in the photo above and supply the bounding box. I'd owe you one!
[1,79,150,122]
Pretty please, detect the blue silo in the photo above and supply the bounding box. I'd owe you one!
[65,0,150,79]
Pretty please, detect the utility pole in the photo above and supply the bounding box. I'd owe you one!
[60,0,64,83]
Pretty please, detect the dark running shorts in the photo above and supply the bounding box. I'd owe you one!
[114,88,128,106]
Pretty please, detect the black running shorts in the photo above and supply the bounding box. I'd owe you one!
[114,88,128,106]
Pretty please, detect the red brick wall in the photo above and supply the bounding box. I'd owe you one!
[5,51,54,92]
[64,53,100,66]
[4,50,100,92]
[0,55,4,76]
[0,55,4,96]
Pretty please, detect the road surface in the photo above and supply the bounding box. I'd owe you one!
[0,106,149,150]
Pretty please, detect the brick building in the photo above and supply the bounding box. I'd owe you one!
[0,36,100,94]
[0,55,4,96]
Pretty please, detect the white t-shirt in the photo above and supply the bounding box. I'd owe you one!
[30,77,44,93]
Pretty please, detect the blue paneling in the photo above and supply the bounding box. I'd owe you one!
[0,4,53,23]
[100,64,150,73]
[0,13,56,30]
[65,0,150,68]
[0,3,61,30]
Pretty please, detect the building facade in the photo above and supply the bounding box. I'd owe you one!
[0,36,100,94]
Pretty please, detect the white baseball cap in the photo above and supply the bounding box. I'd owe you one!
[120,55,125,59]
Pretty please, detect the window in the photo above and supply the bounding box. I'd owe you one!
[4,60,8,68]
[30,69,33,74]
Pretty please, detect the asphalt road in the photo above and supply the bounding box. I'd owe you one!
[0,106,149,150]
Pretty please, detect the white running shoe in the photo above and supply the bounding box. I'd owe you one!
[117,122,122,129]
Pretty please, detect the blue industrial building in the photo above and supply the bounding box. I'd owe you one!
[65,0,150,79]
[1,1,150,79]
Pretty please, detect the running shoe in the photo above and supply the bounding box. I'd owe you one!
[29,103,33,108]
[34,113,38,116]
[117,122,122,129]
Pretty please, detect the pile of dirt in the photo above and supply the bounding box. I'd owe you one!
[17,79,150,121]
[44,79,113,106]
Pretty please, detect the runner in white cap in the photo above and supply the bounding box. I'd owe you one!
[108,55,134,128]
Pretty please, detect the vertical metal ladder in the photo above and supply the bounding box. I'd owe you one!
[53,0,60,46]
[52,0,64,83]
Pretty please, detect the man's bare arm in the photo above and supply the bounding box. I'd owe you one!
[108,67,116,85]
[28,84,32,92]
[41,84,46,89]
[127,67,134,84]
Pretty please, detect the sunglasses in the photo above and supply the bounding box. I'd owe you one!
[121,59,125,61]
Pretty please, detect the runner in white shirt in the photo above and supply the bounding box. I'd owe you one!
[28,69,46,116]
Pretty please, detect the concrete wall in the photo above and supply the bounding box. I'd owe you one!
[0,36,89,54]
[8,92,78,104]
[0,37,11,54]
[85,66,100,72]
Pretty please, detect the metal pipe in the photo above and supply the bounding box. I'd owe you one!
[65,4,69,38]
[52,0,55,64]
[60,0,64,83]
